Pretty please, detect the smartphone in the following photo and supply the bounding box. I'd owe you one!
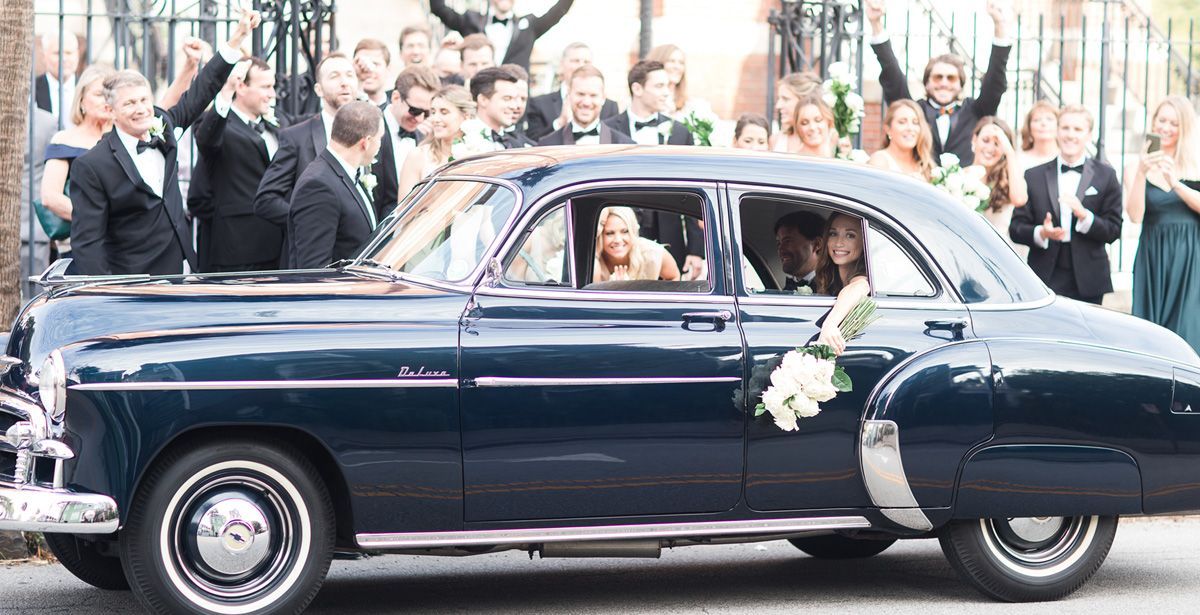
[1147,133,1162,153]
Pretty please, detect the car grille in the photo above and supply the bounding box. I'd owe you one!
[0,403,21,482]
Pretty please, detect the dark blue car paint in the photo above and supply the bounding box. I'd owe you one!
[8,147,1200,542]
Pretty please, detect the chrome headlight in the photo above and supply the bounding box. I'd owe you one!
[38,349,67,423]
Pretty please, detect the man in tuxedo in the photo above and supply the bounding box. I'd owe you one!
[459,34,496,84]
[775,211,825,293]
[254,52,359,260]
[191,57,292,272]
[1009,105,1123,305]
[289,102,385,269]
[472,67,535,148]
[380,65,440,210]
[68,10,259,276]
[525,43,619,141]
[501,63,532,138]
[865,0,1012,166]
[353,38,392,106]
[399,24,432,67]
[429,0,574,72]
[605,60,694,146]
[538,65,634,147]
[34,32,80,126]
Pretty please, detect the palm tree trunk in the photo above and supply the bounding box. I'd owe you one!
[0,0,34,328]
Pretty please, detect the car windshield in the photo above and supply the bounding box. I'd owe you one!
[360,180,518,282]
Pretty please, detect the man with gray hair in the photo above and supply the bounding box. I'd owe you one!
[68,10,259,276]
[288,101,386,269]
[35,32,81,126]
[524,42,618,140]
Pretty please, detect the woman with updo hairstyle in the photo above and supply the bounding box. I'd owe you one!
[812,212,871,356]
[593,206,680,283]
[399,84,475,196]
[771,71,821,154]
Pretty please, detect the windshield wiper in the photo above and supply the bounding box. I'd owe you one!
[343,258,399,279]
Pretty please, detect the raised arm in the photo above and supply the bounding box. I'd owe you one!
[974,1,1013,117]
[865,0,911,105]
[165,10,258,131]
[1124,158,1148,223]
[158,37,208,110]
[428,0,477,35]
[530,0,575,37]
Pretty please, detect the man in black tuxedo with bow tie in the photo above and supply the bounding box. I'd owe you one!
[865,0,1012,166]
[68,10,259,276]
[379,65,440,211]
[471,67,535,149]
[525,43,619,140]
[429,0,575,72]
[605,60,694,147]
[537,65,634,146]
[191,57,292,272]
[775,211,825,293]
[289,102,386,269]
[1010,106,1123,304]
[254,52,359,264]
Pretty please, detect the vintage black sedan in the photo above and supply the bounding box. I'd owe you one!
[3,146,1199,614]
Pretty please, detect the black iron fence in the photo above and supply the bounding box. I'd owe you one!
[768,0,1200,273]
[21,0,336,299]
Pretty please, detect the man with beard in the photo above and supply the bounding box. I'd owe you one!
[255,52,359,265]
[865,0,1012,165]
[379,65,439,211]
[773,211,825,293]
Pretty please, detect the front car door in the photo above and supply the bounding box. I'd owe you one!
[459,182,746,523]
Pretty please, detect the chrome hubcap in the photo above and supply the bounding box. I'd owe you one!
[984,516,1090,568]
[1004,516,1065,545]
[195,497,272,576]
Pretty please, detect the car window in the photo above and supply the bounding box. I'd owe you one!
[362,180,517,282]
[867,227,937,298]
[584,204,710,293]
[504,205,569,286]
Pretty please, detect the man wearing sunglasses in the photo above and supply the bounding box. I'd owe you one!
[377,66,439,217]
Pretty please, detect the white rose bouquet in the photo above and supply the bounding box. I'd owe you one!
[755,298,879,431]
[822,62,865,140]
[931,153,992,212]
[450,118,504,162]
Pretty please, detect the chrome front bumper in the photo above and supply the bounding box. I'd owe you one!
[0,482,119,533]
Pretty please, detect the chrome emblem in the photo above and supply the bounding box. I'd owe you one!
[397,366,451,378]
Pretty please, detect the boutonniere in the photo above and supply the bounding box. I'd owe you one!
[795,285,814,296]
[358,169,377,193]
[148,116,166,140]
[518,17,530,29]
[263,106,279,127]
[657,120,673,141]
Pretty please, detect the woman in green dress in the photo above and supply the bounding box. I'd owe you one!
[1126,95,1200,353]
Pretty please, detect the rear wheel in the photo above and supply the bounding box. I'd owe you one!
[120,439,335,615]
[43,533,129,590]
[788,535,897,559]
[939,515,1117,602]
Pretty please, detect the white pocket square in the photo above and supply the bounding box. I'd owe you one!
[1084,186,1099,196]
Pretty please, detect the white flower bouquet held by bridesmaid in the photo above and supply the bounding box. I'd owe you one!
[755,297,880,431]
[932,153,992,212]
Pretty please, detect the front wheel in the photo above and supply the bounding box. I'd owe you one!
[120,439,335,614]
[939,515,1118,602]
[43,533,129,590]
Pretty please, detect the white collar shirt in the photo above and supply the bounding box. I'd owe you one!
[628,111,662,145]
[230,104,279,159]
[571,119,602,146]
[382,103,417,183]
[321,109,336,144]
[484,11,515,65]
[46,72,76,127]
[116,125,166,198]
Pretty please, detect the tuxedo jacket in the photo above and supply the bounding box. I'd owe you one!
[604,111,695,146]
[524,91,619,141]
[33,74,52,115]
[190,107,294,270]
[255,114,326,229]
[536,123,635,146]
[429,0,574,70]
[68,54,233,275]
[873,40,1010,166]
[1009,158,1123,298]
[372,123,408,220]
[288,150,377,269]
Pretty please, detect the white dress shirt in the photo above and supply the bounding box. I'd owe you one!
[46,72,76,127]
[628,111,662,145]
[1033,155,1095,249]
[321,109,336,144]
[383,104,418,182]
[570,119,601,145]
[115,127,167,198]
[213,96,280,160]
[327,147,377,228]
[484,11,515,64]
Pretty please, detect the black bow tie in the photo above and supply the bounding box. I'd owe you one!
[634,116,663,131]
[396,126,418,141]
[491,15,510,25]
[250,120,267,134]
[1061,162,1085,173]
[572,127,599,141]
[136,135,165,153]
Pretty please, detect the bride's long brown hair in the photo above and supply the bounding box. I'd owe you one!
[812,213,867,296]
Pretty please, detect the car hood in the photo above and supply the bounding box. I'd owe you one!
[5,269,466,382]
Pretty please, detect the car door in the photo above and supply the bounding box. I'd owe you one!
[458,183,746,523]
[731,185,985,512]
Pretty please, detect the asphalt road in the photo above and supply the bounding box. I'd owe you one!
[3,516,1196,614]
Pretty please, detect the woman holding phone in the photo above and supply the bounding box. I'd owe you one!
[1126,96,1200,353]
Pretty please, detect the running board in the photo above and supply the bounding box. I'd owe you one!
[356,516,871,549]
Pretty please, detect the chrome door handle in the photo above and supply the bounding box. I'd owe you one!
[681,311,732,332]
[924,318,969,340]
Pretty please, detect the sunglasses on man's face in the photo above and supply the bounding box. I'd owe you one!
[404,101,429,118]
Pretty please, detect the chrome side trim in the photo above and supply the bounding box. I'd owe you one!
[70,379,458,392]
[964,292,1057,311]
[474,376,741,387]
[0,483,119,534]
[475,285,726,304]
[860,420,933,532]
[356,516,871,549]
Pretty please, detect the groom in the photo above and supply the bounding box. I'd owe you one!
[69,10,260,275]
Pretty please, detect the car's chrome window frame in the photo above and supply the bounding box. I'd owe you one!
[726,183,963,309]
[500,200,576,289]
[864,223,939,300]
[475,179,730,304]
[355,176,524,290]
